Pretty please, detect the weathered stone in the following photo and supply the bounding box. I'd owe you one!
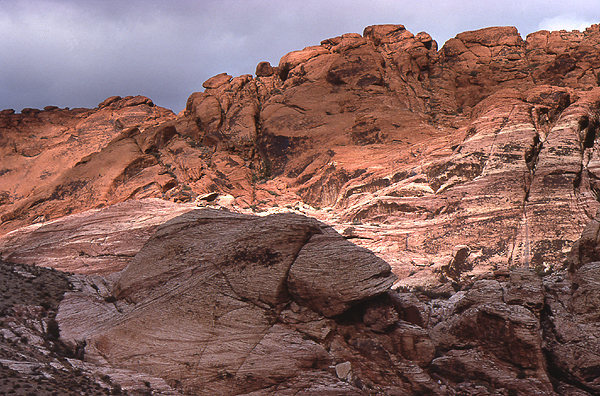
[542,262,600,393]
[57,209,398,394]
[0,199,196,273]
[202,72,232,89]
[567,216,600,271]
[98,95,122,108]
[504,268,544,312]
[4,25,600,288]
[5,22,600,396]
[287,227,395,317]
[362,301,399,333]
[197,191,219,202]
[335,361,351,380]
[3,198,600,394]
[256,61,275,77]
[440,245,471,281]
[390,321,435,367]
[0,97,176,234]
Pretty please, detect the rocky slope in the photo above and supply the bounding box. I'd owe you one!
[0,199,197,274]
[3,24,600,286]
[0,258,180,395]
[1,201,598,394]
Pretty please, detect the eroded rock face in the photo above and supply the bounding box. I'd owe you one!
[3,24,600,285]
[0,259,181,395]
[209,23,600,283]
[44,203,600,395]
[0,199,197,273]
[0,97,177,234]
[58,208,398,395]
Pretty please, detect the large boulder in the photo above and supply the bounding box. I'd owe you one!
[2,199,595,395]
[58,208,397,394]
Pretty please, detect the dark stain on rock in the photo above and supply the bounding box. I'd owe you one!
[230,247,281,270]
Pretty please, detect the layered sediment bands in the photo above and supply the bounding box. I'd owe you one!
[0,199,197,273]
[47,204,600,394]
[3,24,600,284]
[0,97,177,234]
[4,21,600,396]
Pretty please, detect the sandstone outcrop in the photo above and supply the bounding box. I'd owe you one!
[0,96,176,234]
[3,23,600,395]
[58,208,398,394]
[3,24,600,285]
[0,259,180,395]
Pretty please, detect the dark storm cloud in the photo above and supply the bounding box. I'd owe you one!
[1,0,598,112]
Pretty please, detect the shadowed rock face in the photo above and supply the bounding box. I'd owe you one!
[0,258,184,395]
[2,24,600,284]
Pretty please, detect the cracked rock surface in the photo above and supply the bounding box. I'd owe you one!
[2,22,600,395]
[0,199,197,274]
[0,259,179,395]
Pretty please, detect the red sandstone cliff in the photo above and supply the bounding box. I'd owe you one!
[2,23,600,396]
[2,24,600,284]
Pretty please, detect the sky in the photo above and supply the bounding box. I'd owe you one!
[0,0,598,113]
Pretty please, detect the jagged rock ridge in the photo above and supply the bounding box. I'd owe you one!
[2,24,600,394]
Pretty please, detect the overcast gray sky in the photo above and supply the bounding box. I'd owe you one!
[1,0,598,113]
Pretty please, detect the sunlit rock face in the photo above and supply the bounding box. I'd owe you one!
[3,24,600,285]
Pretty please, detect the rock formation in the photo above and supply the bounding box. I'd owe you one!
[3,24,600,286]
[2,22,600,395]
[1,202,597,394]
[0,258,180,395]
[0,199,197,273]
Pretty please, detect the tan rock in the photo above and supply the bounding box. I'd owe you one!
[334,361,351,380]
[58,208,396,394]
[5,22,600,395]
[288,227,395,317]
[202,72,232,89]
